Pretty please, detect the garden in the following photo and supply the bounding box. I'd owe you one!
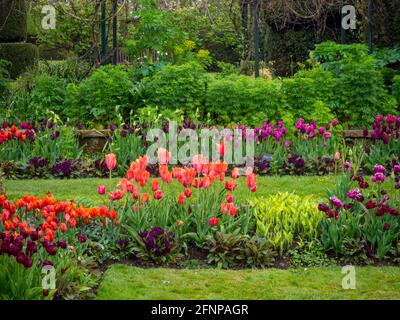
[0,0,400,302]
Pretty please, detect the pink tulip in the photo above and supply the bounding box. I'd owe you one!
[157,148,171,165]
[192,154,205,173]
[97,185,106,195]
[105,153,117,171]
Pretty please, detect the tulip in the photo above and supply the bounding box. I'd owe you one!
[226,194,234,203]
[154,190,163,200]
[184,188,192,198]
[228,203,237,217]
[178,193,185,205]
[192,154,205,173]
[157,148,171,165]
[98,185,106,195]
[225,179,238,191]
[217,140,227,156]
[209,217,218,227]
[105,153,117,171]
[246,173,257,192]
[374,165,385,174]
[109,190,124,201]
[60,223,67,233]
[330,196,344,209]
[232,168,240,179]
[151,179,160,192]
[333,151,341,161]
[141,193,150,204]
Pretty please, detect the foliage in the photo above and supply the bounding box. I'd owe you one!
[142,62,206,114]
[373,46,400,68]
[0,59,10,98]
[309,41,397,126]
[0,0,27,41]
[204,232,275,269]
[66,65,135,125]
[288,240,333,267]
[0,255,53,300]
[282,67,337,123]
[133,227,183,265]
[126,0,187,64]
[0,43,39,78]
[206,75,284,126]
[252,193,323,254]
[392,75,400,107]
[32,59,93,83]
[30,0,95,58]
[28,75,68,121]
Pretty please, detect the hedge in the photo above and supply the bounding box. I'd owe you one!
[205,75,285,126]
[0,0,27,41]
[0,42,38,78]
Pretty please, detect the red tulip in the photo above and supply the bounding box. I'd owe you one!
[154,190,163,200]
[109,190,124,201]
[225,179,238,191]
[178,193,185,205]
[60,223,67,233]
[151,179,160,192]
[209,217,218,227]
[226,194,234,203]
[217,140,227,156]
[184,188,192,198]
[228,203,237,217]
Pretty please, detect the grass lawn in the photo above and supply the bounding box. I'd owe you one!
[97,264,400,300]
[4,175,396,204]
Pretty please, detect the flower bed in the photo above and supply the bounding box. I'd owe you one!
[1,115,399,179]
[0,146,399,299]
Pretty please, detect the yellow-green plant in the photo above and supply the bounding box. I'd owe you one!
[251,193,324,254]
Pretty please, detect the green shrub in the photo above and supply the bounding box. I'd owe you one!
[205,75,285,126]
[66,65,135,125]
[251,193,323,254]
[331,55,396,126]
[0,59,10,99]
[0,0,27,41]
[28,74,68,121]
[33,59,93,83]
[309,41,397,126]
[0,43,39,78]
[143,62,206,114]
[392,75,400,108]
[283,67,337,122]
